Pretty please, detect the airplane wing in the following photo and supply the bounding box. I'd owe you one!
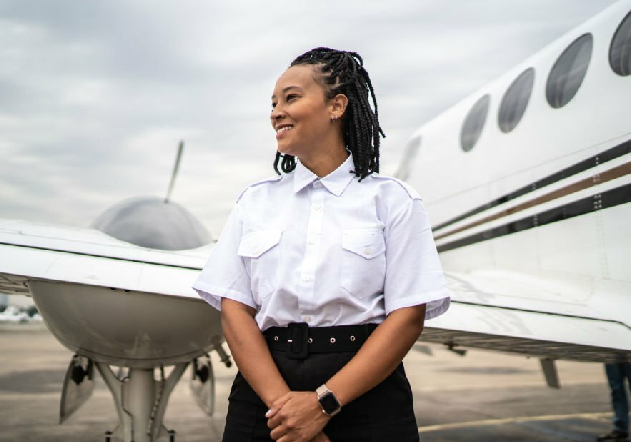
[0,217,223,370]
[421,270,631,364]
[3,217,630,367]
[0,218,208,298]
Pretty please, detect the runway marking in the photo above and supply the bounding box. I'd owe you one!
[414,379,606,392]
[418,411,611,432]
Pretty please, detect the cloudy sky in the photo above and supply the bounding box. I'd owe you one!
[0,0,617,238]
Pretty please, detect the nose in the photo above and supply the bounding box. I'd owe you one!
[270,104,285,124]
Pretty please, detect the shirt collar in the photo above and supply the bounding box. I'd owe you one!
[293,153,355,197]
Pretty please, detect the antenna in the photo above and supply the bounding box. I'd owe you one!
[164,140,184,203]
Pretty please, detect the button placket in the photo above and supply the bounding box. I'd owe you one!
[298,185,325,312]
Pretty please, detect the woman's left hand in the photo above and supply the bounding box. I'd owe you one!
[266,391,331,441]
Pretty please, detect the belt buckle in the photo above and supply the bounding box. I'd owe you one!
[286,322,309,360]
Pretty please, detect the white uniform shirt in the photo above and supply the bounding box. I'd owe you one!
[192,154,450,331]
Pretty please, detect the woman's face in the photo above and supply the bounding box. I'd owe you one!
[271,65,337,159]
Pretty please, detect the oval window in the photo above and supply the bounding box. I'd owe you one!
[546,33,593,108]
[460,95,490,152]
[498,68,535,133]
[610,10,631,76]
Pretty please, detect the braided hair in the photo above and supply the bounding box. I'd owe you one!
[273,47,385,180]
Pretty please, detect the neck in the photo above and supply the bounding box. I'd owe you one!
[300,147,348,177]
[298,131,348,177]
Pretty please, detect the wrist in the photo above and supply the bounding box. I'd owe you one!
[264,387,291,408]
[316,384,342,416]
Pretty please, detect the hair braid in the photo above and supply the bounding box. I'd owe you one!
[273,151,296,175]
[273,47,385,180]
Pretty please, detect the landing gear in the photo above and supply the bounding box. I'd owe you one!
[105,428,169,442]
[60,355,95,424]
[97,363,188,442]
[190,355,215,416]
[59,342,232,440]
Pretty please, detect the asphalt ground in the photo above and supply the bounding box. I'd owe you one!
[0,326,616,441]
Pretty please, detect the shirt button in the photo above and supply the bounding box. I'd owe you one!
[313,181,322,189]
[304,316,312,322]
[302,275,312,282]
[314,206,322,211]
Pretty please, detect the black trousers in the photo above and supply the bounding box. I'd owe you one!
[222,349,419,442]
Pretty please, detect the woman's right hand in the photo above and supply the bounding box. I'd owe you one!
[310,432,331,442]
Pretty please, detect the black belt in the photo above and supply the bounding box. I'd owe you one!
[263,322,378,359]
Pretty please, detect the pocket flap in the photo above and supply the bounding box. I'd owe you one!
[342,229,385,259]
[238,229,282,258]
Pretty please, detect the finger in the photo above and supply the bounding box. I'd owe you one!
[267,408,286,429]
[270,424,287,441]
[266,393,292,418]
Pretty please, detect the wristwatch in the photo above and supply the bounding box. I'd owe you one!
[316,384,342,416]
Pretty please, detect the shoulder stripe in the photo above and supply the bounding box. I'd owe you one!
[370,174,421,200]
[237,175,283,202]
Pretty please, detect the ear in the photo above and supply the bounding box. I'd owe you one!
[329,94,348,120]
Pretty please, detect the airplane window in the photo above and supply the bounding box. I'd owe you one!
[460,94,490,152]
[498,68,535,133]
[546,33,593,108]
[610,10,631,76]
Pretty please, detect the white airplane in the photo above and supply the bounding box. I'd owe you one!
[0,142,228,442]
[396,0,631,382]
[0,305,29,323]
[1,2,630,441]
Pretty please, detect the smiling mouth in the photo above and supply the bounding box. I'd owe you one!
[276,125,294,134]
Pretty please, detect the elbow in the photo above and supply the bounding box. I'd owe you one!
[407,304,426,338]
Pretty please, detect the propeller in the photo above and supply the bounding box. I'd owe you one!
[164,140,184,203]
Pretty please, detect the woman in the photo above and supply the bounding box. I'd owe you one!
[193,47,450,442]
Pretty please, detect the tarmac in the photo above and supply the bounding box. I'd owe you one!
[0,325,616,441]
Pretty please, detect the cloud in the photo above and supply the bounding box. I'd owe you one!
[0,0,617,237]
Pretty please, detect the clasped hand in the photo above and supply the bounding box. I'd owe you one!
[266,391,331,442]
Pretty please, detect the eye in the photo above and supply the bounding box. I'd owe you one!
[271,101,277,110]
[286,94,298,101]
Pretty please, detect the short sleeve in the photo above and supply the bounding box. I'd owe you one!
[192,200,256,311]
[384,197,450,320]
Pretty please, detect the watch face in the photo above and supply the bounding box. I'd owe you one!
[320,392,340,414]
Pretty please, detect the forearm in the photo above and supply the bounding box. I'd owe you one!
[326,304,426,407]
[221,298,290,407]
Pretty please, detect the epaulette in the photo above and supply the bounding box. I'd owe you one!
[370,174,421,200]
[236,175,283,203]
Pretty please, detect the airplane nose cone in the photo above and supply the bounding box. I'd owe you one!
[91,197,211,250]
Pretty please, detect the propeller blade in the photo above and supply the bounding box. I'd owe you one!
[165,140,184,203]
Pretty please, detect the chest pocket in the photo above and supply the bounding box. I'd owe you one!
[340,228,386,299]
[238,229,282,304]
